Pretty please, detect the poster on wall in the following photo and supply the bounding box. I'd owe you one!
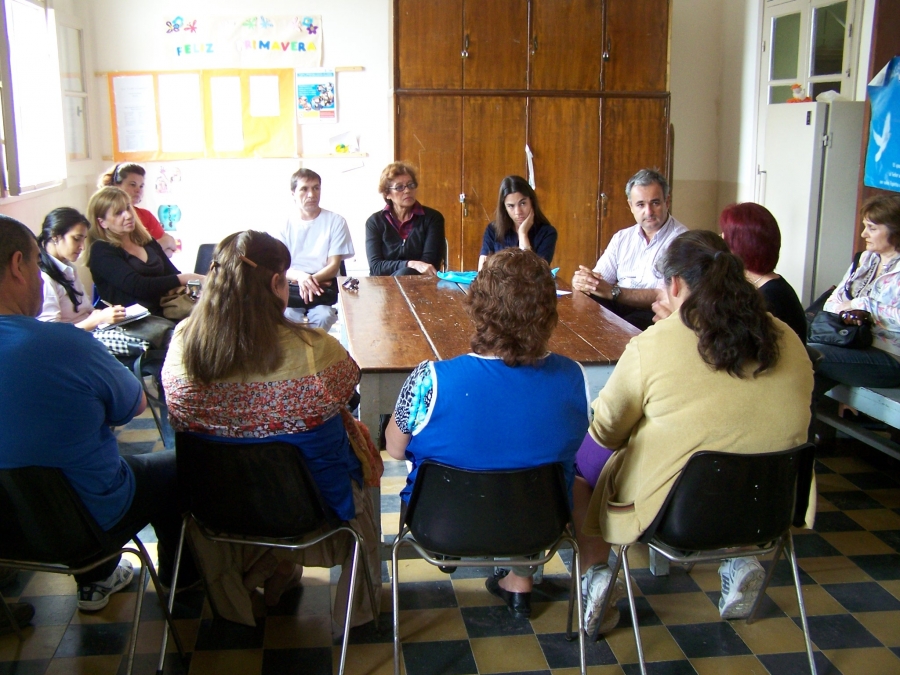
[296,69,336,124]
[112,75,159,153]
[864,56,900,193]
[161,14,323,69]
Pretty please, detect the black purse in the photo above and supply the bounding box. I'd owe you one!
[808,311,872,349]
[287,279,339,309]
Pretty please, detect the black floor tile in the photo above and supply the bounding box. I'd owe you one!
[448,566,494,580]
[116,651,190,675]
[401,639,478,675]
[668,622,752,658]
[823,581,900,612]
[704,591,786,620]
[118,440,158,456]
[892,646,900,660]
[842,471,899,490]
[193,616,266,651]
[822,490,886,511]
[382,461,409,477]
[262,583,305,617]
[617,595,663,628]
[54,622,133,657]
[631,568,702,596]
[0,660,50,675]
[536,631,617,668]
[397,581,458,611]
[757,651,838,675]
[531,577,571,603]
[0,571,34,598]
[760,558,816,587]
[460,604,534,638]
[848,554,900,580]
[813,511,866,533]
[262,647,330,675]
[346,613,393,644]
[802,613,882,649]
[815,460,835,474]
[19,594,78,626]
[792,533,842,558]
[140,587,205,621]
[872,530,900,553]
[621,660,698,675]
[381,494,401,514]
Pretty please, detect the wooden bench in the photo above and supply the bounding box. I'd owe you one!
[816,385,900,462]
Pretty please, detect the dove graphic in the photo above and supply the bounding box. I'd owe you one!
[874,112,891,162]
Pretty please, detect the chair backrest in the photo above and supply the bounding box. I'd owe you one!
[175,432,329,539]
[194,244,216,275]
[641,445,810,551]
[0,467,105,566]
[405,461,571,557]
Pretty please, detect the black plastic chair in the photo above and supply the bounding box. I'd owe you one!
[593,445,817,675]
[193,244,215,275]
[0,466,185,675]
[159,433,379,675]
[391,462,586,675]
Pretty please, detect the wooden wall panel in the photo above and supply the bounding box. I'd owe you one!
[397,0,462,89]
[461,97,527,270]
[603,0,669,92]
[463,2,529,90]
[529,97,601,279]
[599,97,670,251]
[531,0,603,91]
[396,95,463,268]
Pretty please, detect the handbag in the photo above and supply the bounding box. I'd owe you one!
[111,314,175,351]
[808,311,873,349]
[160,286,197,320]
[92,327,150,356]
[287,279,339,309]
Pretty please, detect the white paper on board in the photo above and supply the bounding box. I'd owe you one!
[113,75,159,153]
[249,75,280,117]
[158,73,204,153]
[210,76,244,152]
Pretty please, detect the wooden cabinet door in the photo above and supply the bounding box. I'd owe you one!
[531,0,603,91]
[396,95,463,267]
[598,97,670,251]
[461,97,527,270]
[603,0,669,92]
[463,2,528,90]
[529,97,600,279]
[397,0,463,89]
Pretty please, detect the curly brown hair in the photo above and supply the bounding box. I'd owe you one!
[467,248,558,366]
[378,161,418,203]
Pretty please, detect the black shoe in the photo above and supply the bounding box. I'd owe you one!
[0,601,35,636]
[485,572,531,619]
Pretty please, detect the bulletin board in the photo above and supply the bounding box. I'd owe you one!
[108,68,296,162]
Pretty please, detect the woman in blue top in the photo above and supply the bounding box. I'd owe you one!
[478,175,557,270]
[386,248,590,620]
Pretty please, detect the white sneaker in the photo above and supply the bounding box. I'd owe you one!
[582,564,626,636]
[78,560,134,611]
[718,557,765,619]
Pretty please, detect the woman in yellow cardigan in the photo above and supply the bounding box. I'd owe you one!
[574,230,814,636]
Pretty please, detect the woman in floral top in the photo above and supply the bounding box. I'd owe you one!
[162,230,380,630]
[816,195,900,394]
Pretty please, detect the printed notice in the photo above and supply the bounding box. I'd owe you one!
[113,75,159,153]
[158,73,204,153]
[249,75,280,117]
[210,76,244,151]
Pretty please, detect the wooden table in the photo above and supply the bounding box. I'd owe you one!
[339,275,639,438]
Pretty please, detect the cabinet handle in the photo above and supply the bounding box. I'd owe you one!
[461,34,469,59]
[602,37,610,62]
[601,192,608,217]
[531,36,538,55]
[460,193,468,217]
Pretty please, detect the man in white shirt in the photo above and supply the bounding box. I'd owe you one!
[572,168,687,330]
[273,169,354,330]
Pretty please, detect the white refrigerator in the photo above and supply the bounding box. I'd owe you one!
[761,101,865,306]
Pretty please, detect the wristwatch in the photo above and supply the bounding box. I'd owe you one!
[611,284,622,301]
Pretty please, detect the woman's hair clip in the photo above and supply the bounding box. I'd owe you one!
[112,163,122,184]
[239,255,258,268]
[210,260,220,270]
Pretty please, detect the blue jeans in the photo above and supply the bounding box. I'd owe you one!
[812,344,900,400]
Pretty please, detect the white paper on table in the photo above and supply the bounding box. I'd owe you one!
[210,76,244,152]
[249,75,280,117]
[158,73,204,153]
[112,75,159,153]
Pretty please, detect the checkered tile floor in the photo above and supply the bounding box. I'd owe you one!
[2,413,900,675]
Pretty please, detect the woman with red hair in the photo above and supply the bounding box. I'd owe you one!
[719,202,806,341]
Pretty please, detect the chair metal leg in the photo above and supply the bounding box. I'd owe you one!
[0,591,25,641]
[391,535,405,675]
[157,518,188,674]
[785,533,817,675]
[337,532,362,675]
[588,543,625,642]
[572,541,586,675]
[747,537,785,626]
[125,562,149,675]
[621,545,648,675]
[130,538,185,666]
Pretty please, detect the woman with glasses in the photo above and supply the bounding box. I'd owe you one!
[365,161,446,276]
[478,175,556,271]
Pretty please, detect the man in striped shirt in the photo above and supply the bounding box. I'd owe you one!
[572,169,687,330]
